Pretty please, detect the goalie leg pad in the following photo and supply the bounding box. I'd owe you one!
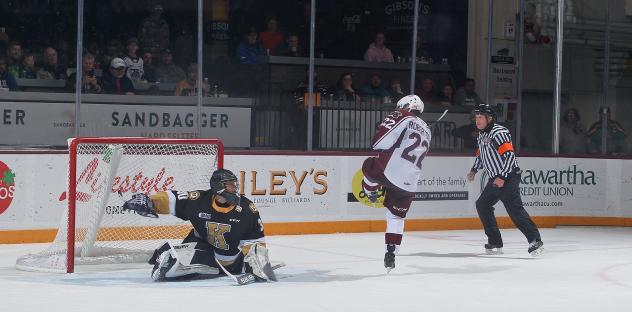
[244,243,277,281]
[151,242,219,281]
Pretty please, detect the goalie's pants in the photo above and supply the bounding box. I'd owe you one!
[148,229,245,278]
[362,156,413,218]
[476,171,541,245]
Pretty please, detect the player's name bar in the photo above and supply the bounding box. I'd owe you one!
[347,191,468,202]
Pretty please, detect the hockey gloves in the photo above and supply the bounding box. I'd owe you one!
[122,193,159,218]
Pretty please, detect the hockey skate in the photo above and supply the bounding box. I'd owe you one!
[151,250,177,281]
[484,243,503,255]
[528,240,544,257]
[366,191,379,203]
[384,244,396,273]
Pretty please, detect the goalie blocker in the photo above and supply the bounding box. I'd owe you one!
[122,169,277,282]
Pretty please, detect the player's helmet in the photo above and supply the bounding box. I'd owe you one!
[473,103,496,120]
[396,95,424,116]
[210,169,240,206]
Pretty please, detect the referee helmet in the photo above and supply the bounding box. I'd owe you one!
[473,103,496,120]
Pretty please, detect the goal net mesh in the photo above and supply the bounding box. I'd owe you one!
[16,139,220,272]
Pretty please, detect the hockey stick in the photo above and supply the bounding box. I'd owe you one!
[436,109,448,122]
[215,258,286,286]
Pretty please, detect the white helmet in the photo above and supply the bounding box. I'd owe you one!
[396,94,424,114]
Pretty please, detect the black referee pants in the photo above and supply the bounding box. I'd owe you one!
[475,172,541,245]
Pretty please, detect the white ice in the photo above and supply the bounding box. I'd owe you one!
[2,227,632,312]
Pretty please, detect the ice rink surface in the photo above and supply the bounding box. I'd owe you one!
[1,227,632,312]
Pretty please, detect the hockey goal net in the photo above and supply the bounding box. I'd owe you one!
[16,137,223,273]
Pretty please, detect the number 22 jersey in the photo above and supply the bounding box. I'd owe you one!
[371,109,432,192]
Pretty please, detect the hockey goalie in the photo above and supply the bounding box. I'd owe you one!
[122,169,277,282]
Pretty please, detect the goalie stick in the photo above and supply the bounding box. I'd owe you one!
[215,258,286,286]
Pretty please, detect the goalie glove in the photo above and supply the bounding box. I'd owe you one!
[122,193,158,218]
[244,243,277,281]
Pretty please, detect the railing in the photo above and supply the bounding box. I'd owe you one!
[252,94,467,152]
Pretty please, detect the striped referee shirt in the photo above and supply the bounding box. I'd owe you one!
[471,123,519,180]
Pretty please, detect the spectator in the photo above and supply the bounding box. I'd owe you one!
[294,68,330,108]
[37,47,67,80]
[65,53,102,94]
[334,72,359,102]
[363,32,394,63]
[86,42,103,70]
[360,73,390,100]
[123,37,144,81]
[236,28,266,65]
[415,78,437,104]
[101,58,136,95]
[102,39,123,72]
[138,3,170,56]
[277,33,304,57]
[175,63,208,96]
[0,56,18,91]
[587,107,627,155]
[259,16,284,56]
[155,49,186,83]
[6,41,23,78]
[295,68,329,94]
[560,108,587,154]
[438,84,455,106]
[142,51,157,82]
[389,77,405,103]
[454,78,483,106]
[20,53,37,79]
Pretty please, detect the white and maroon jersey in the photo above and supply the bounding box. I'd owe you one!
[372,109,431,192]
[123,55,144,81]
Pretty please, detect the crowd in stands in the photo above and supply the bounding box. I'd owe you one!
[0,0,460,101]
[561,107,628,155]
[0,2,200,95]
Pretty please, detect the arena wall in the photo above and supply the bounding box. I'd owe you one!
[0,152,630,243]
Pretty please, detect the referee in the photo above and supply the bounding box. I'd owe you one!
[466,104,543,256]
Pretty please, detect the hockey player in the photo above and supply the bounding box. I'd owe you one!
[122,169,276,282]
[466,104,544,256]
[361,94,431,271]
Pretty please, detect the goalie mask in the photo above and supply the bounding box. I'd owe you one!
[210,169,240,207]
[396,95,424,116]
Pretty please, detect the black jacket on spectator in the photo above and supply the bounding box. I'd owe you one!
[65,73,102,94]
[37,64,68,80]
[335,89,358,102]
[101,73,135,94]
[143,65,157,83]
